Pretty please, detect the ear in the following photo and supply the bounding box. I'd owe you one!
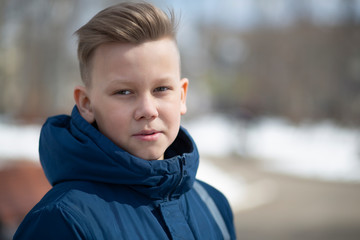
[180,78,189,115]
[74,85,95,123]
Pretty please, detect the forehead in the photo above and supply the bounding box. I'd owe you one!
[94,38,179,63]
[90,38,180,85]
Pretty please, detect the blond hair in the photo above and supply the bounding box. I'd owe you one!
[75,2,178,85]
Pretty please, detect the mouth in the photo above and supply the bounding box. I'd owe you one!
[134,129,160,135]
[133,130,162,141]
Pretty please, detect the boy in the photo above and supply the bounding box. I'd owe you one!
[14,2,236,239]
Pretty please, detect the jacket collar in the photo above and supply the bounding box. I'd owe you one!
[40,106,199,200]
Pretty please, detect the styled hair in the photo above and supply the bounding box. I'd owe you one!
[75,2,178,85]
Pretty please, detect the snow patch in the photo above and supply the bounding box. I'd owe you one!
[246,118,360,182]
[197,159,277,212]
[0,122,40,162]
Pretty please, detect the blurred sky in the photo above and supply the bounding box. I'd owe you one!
[4,0,357,57]
[148,0,360,58]
[154,0,360,30]
[3,0,360,55]
[3,0,360,69]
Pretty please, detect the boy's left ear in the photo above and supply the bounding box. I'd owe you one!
[180,78,189,115]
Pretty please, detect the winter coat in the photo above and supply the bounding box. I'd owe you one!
[14,106,236,240]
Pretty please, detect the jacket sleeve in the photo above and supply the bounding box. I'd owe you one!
[196,180,237,240]
[13,204,88,240]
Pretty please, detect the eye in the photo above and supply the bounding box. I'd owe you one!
[115,89,132,95]
[154,86,170,92]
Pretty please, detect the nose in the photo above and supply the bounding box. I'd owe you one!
[134,94,159,120]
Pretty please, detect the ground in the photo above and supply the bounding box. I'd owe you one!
[209,156,360,240]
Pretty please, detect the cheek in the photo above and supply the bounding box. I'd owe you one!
[160,102,182,132]
[160,98,182,116]
[94,106,130,135]
[108,110,132,129]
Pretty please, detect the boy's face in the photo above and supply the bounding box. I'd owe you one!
[75,38,188,160]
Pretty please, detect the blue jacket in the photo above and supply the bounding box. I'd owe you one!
[14,107,236,239]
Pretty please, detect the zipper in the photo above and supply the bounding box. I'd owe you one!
[166,156,186,201]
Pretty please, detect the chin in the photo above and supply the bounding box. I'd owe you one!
[142,155,164,161]
[132,150,163,161]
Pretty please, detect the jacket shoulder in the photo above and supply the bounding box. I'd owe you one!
[14,182,94,240]
[194,179,236,239]
[195,179,232,213]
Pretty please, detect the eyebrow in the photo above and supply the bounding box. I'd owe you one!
[108,76,176,85]
[107,79,133,85]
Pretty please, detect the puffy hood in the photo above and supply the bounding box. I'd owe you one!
[39,106,199,200]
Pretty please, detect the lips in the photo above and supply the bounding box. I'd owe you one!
[133,129,162,141]
[135,129,160,135]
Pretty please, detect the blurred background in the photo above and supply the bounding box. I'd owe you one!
[1,0,360,239]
